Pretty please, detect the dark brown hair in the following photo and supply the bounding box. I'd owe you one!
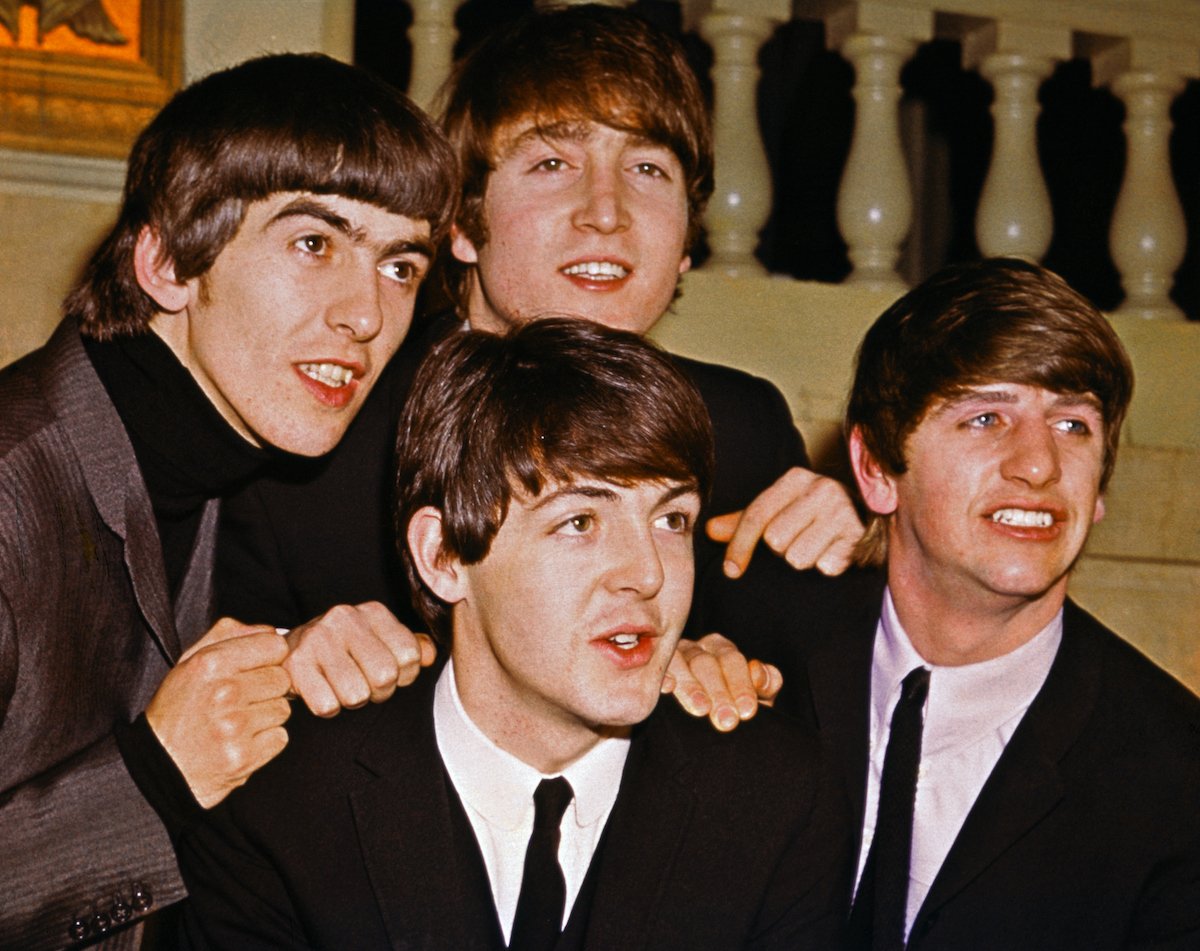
[846,258,1134,563]
[440,3,713,255]
[394,318,714,642]
[67,53,458,339]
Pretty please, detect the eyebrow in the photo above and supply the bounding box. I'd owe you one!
[503,121,666,157]
[530,480,699,511]
[269,197,435,260]
[936,387,1103,415]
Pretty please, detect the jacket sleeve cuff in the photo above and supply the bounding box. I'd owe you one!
[114,713,205,836]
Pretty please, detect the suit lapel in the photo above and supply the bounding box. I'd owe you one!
[806,580,883,836]
[578,710,695,951]
[40,320,181,660]
[350,676,501,951]
[914,605,1102,925]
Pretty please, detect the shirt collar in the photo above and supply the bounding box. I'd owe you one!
[433,659,630,832]
[873,588,1063,753]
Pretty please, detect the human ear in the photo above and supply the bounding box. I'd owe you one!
[450,223,480,265]
[133,227,189,313]
[407,507,468,604]
[849,427,899,516]
[1092,495,1106,524]
[678,254,692,275]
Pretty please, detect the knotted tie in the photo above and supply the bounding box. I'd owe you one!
[509,777,574,951]
[849,666,931,951]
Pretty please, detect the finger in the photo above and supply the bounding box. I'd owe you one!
[704,510,742,544]
[191,630,289,678]
[711,643,760,721]
[416,634,438,667]
[283,656,346,718]
[230,664,293,704]
[677,644,741,732]
[750,660,783,706]
[180,618,280,663]
[813,534,860,577]
[664,642,714,718]
[717,509,771,579]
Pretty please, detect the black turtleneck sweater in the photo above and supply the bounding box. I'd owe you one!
[83,330,269,597]
[82,329,271,836]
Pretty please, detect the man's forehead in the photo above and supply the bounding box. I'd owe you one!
[493,117,667,160]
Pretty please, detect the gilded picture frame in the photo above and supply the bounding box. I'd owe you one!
[0,0,181,159]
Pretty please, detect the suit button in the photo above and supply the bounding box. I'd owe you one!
[91,910,111,935]
[110,893,132,924]
[68,916,89,942]
[131,881,153,913]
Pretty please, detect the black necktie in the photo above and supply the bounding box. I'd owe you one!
[849,666,931,951]
[509,777,574,951]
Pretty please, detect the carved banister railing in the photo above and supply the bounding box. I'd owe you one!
[405,0,1200,319]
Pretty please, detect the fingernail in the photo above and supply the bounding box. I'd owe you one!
[691,691,710,711]
[717,706,739,730]
[724,560,741,578]
[737,696,757,718]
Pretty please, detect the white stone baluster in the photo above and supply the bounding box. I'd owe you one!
[976,53,1055,261]
[1109,70,1187,320]
[699,12,777,275]
[837,32,915,289]
[407,0,464,111]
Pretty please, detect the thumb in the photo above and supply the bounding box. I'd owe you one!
[179,617,278,663]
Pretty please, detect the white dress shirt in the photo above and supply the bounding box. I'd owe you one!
[857,588,1062,938]
[433,660,630,942]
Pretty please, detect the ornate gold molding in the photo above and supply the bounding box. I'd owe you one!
[0,0,180,159]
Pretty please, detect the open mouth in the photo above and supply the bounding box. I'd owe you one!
[608,632,643,651]
[298,362,356,388]
[991,508,1054,528]
[561,261,629,281]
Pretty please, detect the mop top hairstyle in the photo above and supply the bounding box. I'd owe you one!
[441,2,713,254]
[847,257,1134,565]
[67,52,458,339]
[394,317,715,642]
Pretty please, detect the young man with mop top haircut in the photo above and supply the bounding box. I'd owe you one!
[177,318,853,950]
[699,258,1200,949]
[0,53,454,947]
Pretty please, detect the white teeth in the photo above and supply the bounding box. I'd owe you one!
[992,508,1054,528]
[610,633,640,649]
[562,261,628,279]
[299,363,354,387]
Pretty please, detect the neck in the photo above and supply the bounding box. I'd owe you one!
[886,559,1068,666]
[463,272,509,334]
[451,650,619,775]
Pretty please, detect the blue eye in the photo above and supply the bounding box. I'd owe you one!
[1055,418,1092,436]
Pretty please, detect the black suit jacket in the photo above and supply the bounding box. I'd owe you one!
[175,667,853,950]
[214,314,808,628]
[697,559,1200,949]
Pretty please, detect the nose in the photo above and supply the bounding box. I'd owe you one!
[326,265,384,342]
[571,165,631,235]
[604,522,666,598]
[1000,419,1062,487]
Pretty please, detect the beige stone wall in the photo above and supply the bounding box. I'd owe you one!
[653,271,1200,694]
[0,189,118,364]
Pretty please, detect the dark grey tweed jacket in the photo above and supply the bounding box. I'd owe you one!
[0,318,216,950]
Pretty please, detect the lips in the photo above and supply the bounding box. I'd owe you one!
[591,626,659,670]
[560,258,631,289]
[294,361,363,408]
[984,504,1064,538]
